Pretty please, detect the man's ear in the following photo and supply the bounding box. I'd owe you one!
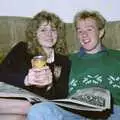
[99,28,105,39]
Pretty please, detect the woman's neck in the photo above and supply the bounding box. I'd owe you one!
[42,47,55,63]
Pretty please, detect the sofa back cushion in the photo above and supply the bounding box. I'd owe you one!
[0,16,30,59]
[0,16,120,61]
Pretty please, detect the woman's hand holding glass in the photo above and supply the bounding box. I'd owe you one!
[24,66,52,88]
[24,56,52,89]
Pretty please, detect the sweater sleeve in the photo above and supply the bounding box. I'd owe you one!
[0,41,30,87]
[0,46,71,99]
[0,72,26,88]
[1,41,29,73]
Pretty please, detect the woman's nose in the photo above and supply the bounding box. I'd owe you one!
[46,30,52,36]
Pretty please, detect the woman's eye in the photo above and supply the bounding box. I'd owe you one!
[40,29,45,32]
[52,29,56,32]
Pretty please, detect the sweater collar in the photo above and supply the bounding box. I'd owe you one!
[79,45,107,57]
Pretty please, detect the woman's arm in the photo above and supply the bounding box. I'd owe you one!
[42,55,71,99]
[0,41,31,87]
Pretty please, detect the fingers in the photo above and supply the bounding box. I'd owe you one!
[29,68,52,80]
[24,66,53,88]
[30,66,49,72]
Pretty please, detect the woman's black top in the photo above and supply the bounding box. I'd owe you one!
[0,42,71,99]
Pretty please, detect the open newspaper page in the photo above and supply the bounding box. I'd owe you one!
[0,82,47,103]
[0,82,111,112]
[51,87,111,111]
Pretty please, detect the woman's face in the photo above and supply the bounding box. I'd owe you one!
[36,21,58,48]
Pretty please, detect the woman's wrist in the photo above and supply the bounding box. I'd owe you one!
[46,83,53,91]
[24,76,30,86]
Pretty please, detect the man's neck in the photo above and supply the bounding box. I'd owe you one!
[85,43,102,54]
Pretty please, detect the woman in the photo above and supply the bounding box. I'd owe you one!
[1,11,71,99]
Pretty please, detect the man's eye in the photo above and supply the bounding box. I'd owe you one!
[77,30,82,33]
[87,28,94,31]
[76,28,82,33]
[88,29,92,31]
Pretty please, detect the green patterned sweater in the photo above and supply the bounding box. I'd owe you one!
[69,49,120,105]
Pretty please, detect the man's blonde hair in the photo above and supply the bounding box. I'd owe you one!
[74,10,106,30]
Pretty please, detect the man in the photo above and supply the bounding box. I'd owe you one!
[27,10,120,120]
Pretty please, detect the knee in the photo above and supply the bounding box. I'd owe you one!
[27,102,54,119]
[29,102,55,113]
[27,102,63,120]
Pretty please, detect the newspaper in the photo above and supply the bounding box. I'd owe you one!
[0,82,111,112]
[51,87,111,111]
[0,82,47,103]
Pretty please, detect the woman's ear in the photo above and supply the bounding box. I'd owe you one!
[99,28,105,39]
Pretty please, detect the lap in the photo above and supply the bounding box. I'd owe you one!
[27,102,120,120]
[107,105,120,120]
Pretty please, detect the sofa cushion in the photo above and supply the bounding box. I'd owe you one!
[0,16,120,61]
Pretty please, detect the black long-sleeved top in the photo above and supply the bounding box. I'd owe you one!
[0,42,71,99]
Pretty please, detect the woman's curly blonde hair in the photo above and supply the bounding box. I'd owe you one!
[25,11,68,56]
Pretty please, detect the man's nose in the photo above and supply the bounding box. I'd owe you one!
[81,31,88,37]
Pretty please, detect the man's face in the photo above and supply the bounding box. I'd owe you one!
[76,18,103,53]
